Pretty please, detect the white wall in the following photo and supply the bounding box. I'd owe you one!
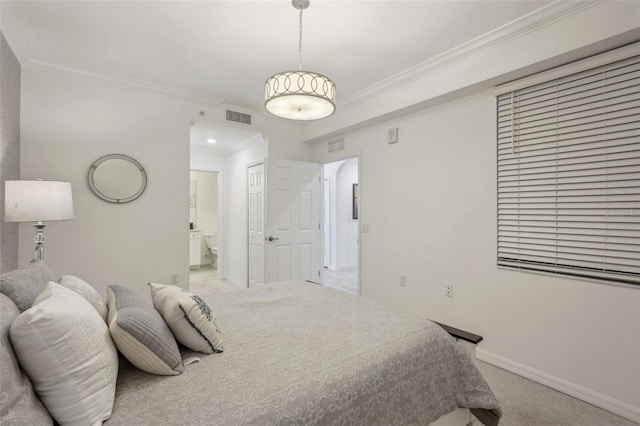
[190,148,225,173]
[335,158,358,270]
[18,66,309,297]
[310,90,640,418]
[19,66,192,300]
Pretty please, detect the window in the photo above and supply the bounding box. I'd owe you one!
[497,54,640,285]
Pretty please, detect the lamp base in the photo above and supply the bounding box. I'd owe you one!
[32,222,47,262]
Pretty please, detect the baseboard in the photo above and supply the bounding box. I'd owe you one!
[335,263,357,271]
[477,349,640,423]
[225,276,246,289]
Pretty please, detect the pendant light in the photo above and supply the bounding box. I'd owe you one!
[265,0,336,120]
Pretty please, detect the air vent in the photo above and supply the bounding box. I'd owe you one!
[225,109,252,126]
[327,137,345,153]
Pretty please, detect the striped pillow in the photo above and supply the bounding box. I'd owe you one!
[106,285,183,376]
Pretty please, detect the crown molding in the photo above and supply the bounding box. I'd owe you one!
[1,2,34,64]
[5,0,603,112]
[339,0,603,107]
[25,59,224,105]
[2,1,223,105]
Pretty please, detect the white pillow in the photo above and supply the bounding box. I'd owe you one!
[59,275,108,322]
[0,294,53,425]
[149,282,224,354]
[10,282,118,426]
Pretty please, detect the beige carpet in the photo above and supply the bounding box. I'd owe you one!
[189,265,243,296]
[476,361,637,426]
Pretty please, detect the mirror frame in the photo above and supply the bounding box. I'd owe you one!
[88,154,147,204]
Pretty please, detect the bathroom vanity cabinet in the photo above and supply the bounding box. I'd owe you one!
[189,231,201,268]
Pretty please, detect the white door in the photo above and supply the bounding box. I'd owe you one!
[265,158,320,283]
[248,163,265,287]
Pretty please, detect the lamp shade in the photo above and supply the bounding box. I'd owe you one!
[4,180,74,223]
[265,71,336,120]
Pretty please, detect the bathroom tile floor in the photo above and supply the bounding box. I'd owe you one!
[320,266,358,295]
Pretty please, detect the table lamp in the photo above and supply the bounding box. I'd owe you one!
[4,179,74,262]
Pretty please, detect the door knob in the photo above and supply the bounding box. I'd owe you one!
[267,236,280,242]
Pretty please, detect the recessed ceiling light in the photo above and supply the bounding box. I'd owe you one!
[207,138,216,144]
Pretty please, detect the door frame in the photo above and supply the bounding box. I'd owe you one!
[217,171,225,279]
[323,178,331,268]
[319,154,361,295]
[188,169,225,279]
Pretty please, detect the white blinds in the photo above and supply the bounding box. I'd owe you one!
[497,54,640,285]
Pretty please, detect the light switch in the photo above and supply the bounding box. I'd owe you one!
[388,127,398,144]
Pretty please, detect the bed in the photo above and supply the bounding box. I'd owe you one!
[105,280,501,425]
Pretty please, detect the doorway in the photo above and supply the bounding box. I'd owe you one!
[188,119,265,293]
[189,170,220,290]
[321,158,359,294]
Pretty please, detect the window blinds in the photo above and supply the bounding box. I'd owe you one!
[497,54,640,285]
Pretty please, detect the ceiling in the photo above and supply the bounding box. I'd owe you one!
[190,120,262,157]
[2,0,552,153]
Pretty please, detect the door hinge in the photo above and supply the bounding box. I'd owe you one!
[318,223,320,230]
[318,270,320,277]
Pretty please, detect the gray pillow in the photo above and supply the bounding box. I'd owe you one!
[106,285,184,376]
[59,275,108,322]
[0,261,56,312]
[0,293,53,425]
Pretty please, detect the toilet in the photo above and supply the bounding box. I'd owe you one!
[204,233,218,268]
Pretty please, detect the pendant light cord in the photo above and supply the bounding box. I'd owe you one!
[298,5,304,70]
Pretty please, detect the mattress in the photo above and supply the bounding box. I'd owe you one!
[106,281,501,425]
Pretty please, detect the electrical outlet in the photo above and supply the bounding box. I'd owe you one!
[400,275,407,287]
[446,284,453,297]
[171,273,179,284]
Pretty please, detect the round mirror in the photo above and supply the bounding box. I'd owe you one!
[88,154,147,203]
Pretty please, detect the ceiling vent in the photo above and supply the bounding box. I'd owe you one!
[327,136,345,153]
[225,109,252,126]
